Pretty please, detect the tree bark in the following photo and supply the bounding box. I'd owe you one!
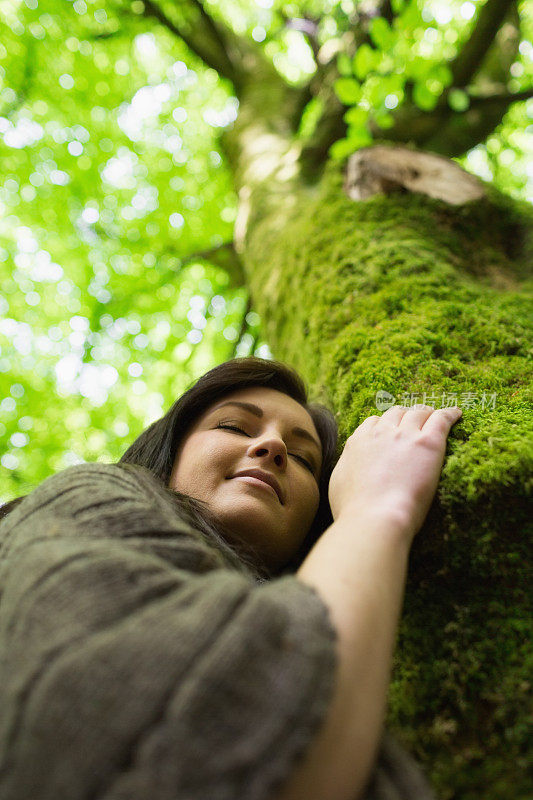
[222,94,532,797]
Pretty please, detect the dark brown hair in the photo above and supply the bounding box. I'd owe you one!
[1,357,340,582]
[118,356,340,579]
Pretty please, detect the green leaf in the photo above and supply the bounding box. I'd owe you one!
[413,81,439,111]
[373,110,395,129]
[346,127,373,147]
[352,44,380,80]
[429,64,453,88]
[399,0,424,28]
[369,17,395,51]
[391,0,406,11]
[334,77,362,105]
[408,56,432,81]
[329,129,372,161]
[343,106,370,128]
[329,137,359,161]
[337,52,353,77]
[366,76,389,107]
[297,96,325,139]
[448,89,471,112]
[379,73,407,95]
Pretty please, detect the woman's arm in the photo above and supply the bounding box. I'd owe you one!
[275,404,462,800]
[289,510,410,800]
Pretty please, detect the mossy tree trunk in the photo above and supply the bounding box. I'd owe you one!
[140,3,532,796]
[221,79,531,800]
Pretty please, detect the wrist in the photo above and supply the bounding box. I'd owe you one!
[333,501,416,548]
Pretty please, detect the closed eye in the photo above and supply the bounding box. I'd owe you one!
[216,423,246,434]
[216,423,316,473]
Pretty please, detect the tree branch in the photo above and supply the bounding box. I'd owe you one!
[190,0,229,53]
[449,0,518,88]
[140,0,244,91]
[177,241,245,288]
[231,296,252,359]
[1,37,35,119]
[383,86,533,157]
[380,1,395,25]
[294,0,396,173]
[189,0,245,82]
[468,87,533,110]
[437,87,533,155]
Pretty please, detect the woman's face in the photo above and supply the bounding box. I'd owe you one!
[169,386,322,572]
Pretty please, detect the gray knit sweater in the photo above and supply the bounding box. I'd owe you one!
[0,462,436,800]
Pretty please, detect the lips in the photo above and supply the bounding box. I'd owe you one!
[231,468,284,504]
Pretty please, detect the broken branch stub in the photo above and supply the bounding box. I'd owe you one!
[344,145,486,205]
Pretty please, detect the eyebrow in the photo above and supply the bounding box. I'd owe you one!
[212,401,322,456]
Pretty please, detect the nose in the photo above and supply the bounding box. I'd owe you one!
[248,435,287,469]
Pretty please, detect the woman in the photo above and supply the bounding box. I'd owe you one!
[116,355,341,581]
[0,356,461,800]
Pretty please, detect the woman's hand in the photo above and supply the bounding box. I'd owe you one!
[328,405,462,543]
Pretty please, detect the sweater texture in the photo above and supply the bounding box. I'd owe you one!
[0,462,436,800]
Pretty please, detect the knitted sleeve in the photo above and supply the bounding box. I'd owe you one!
[0,462,338,800]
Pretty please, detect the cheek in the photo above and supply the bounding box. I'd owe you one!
[295,475,320,515]
[169,439,202,489]
[172,437,233,489]
[310,485,321,516]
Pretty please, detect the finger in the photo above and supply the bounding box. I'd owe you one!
[379,405,409,425]
[399,404,437,430]
[357,414,380,429]
[422,406,462,436]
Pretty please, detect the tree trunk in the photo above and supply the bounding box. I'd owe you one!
[222,93,532,798]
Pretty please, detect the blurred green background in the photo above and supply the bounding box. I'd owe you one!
[1,0,531,500]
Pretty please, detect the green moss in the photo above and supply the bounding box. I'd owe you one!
[242,158,533,798]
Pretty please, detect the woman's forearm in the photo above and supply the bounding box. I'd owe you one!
[275,507,412,800]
